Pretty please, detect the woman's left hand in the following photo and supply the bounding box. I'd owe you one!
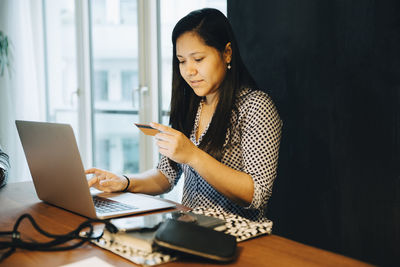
[150,122,198,165]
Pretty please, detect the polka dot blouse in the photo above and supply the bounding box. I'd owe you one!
[157,88,282,222]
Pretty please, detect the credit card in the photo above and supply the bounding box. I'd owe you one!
[134,123,160,136]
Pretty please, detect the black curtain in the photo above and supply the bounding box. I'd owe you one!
[228,1,400,266]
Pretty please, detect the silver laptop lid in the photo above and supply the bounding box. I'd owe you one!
[16,120,97,218]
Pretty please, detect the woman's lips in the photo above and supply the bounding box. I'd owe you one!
[190,79,203,86]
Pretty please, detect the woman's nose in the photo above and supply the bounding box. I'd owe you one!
[185,63,197,76]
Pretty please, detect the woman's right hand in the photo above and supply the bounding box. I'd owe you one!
[85,168,127,193]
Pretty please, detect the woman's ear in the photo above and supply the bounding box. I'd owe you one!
[224,42,232,63]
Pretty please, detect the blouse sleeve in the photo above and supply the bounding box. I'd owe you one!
[241,92,282,210]
[156,154,183,192]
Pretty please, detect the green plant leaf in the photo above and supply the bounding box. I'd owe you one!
[0,30,11,77]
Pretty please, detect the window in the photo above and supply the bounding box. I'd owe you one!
[43,0,79,135]
[94,70,108,101]
[90,0,140,175]
[97,139,111,169]
[122,138,139,173]
[120,0,137,25]
[121,71,139,107]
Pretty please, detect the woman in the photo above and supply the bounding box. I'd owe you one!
[87,8,282,222]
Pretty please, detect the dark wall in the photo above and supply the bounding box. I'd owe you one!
[228,1,400,266]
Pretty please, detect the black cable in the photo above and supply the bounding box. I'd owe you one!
[0,213,118,262]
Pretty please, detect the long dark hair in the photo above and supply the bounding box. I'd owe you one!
[170,8,257,160]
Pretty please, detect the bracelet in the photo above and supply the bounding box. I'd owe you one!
[122,175,130,192]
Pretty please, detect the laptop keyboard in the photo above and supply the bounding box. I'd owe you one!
[93,196,138,214]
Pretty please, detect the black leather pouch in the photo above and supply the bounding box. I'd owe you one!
[154,219,237,262]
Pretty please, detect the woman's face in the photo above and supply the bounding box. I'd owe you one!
[176,32,230,100]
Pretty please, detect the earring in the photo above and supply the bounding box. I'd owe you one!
[227,63,231,70]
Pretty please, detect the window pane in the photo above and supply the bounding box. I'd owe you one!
[94,70,108,101]
[44,0,79,135]
[121,71,139,107]
[94,113,140,174]
[90,0,139,174]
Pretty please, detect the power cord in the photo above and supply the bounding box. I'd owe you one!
[0,213,118,262]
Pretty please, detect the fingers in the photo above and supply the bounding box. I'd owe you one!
[150,123,183,144]
[155,133,175,144]
[85,167,105,175]
[150,122,177,135]
[86,168,111,187]
[86,168,101,188]
[88,176,119,192]
[85,168,97,174]
[85,167,124,192]
[88,176,98,187]
[87,172,107,187]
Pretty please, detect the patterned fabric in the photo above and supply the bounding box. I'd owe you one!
[157,88,282,222]
[0,146,10,188]
[192,207,273,242]
[0,146,9,171]
[93,231,176,266]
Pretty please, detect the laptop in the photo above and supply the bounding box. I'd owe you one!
[15,120,175,219]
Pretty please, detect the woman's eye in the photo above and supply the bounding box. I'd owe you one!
[178,61,185,64]
[194,58,204,62]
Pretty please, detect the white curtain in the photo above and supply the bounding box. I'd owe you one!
[0,0,46,182]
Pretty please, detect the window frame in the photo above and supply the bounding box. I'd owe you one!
[70,0,160,170]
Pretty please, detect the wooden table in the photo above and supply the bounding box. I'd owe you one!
[0,182,373,267]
